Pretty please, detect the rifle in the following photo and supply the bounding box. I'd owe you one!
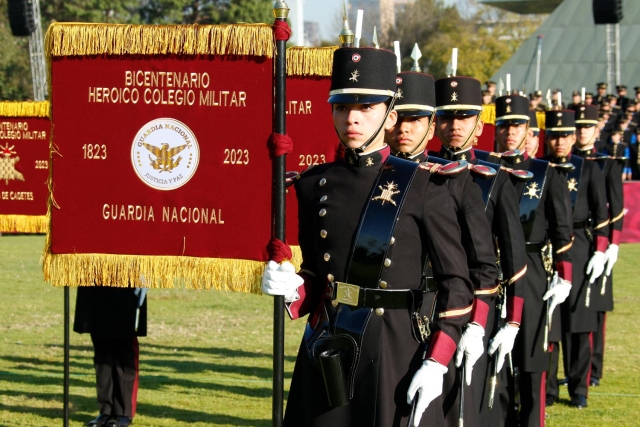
[541,241,554,352]
[488,238,504,409]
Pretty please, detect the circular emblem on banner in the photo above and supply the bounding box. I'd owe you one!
[352,53,361,63]
[396,77,403,85]
[450,81,458,88]
[131,118,200,191]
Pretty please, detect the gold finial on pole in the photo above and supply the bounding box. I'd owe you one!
[273,1,290,19]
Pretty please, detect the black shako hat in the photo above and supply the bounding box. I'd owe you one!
[572,104,599,126]
[545,110,576,135]
[529,109,539,132]
[435,76,483,116]
[328,47,397,104]
[394,72,435,117]
[495,95,530,126]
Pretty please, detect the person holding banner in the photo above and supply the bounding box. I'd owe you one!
[385,68,513,427]
[262,45,474,427]
[74,286,147,427]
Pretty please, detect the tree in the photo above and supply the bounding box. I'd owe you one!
[0,0,33,99]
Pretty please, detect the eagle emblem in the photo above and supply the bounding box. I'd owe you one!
[0,143,25,185]
[524,182,540,199]
[142,142,189,173]
[567,178,578,192]
[372,181,400,206]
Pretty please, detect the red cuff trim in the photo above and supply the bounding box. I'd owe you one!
[596,235,609,253]
[425,331,457,366]
[610,229,621,245]
[285,272,315,320]
[506,296,524,324]
[556,261,572,283]
[469,299,489,329]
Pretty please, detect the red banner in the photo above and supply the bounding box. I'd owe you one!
[44,23,277,291]
[0,102,50,233]
[622,181,640,243]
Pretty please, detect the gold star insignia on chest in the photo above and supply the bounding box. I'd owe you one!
[349,70,360,82]
[524,182,540,199]
[460,154,467,161]
[451,92,459,102]
[567,178,578,192]
[365,157,374,167]
[348,157,355,165]
[371,181,400,206]
[516,157,521,163]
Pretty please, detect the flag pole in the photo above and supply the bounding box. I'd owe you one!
[272,2,290,426]
[63,287,70,427]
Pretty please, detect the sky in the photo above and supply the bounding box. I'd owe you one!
[286,0,461,45]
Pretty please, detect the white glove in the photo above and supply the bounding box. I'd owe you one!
[261,261,304,302]
[487,324,519,372]
[604,244,619,276]
[407,359,448,427]
[455,323,485,385]
[542,272,571,317]
[586,251,607,284]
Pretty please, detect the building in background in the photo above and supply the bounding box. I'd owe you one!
[348,0,415,45]
[486,0,637,104]
[304,21,322,46]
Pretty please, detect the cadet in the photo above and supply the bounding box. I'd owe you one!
[543,110,609,409]
[75,287,147,427]
[385,68,500,427]
[262,40,474,427]
[573,104,623,387]
[594,82,608,106]
[524,110,540,158]
[430,77,528,427]
[490,96,573,426]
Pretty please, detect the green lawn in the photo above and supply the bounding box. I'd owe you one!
[0,235,638,426]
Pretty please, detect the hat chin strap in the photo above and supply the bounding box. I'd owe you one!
[395,115,435,159]
[336,95,398,156]
[497,124,529,153]
[436,114,481,154]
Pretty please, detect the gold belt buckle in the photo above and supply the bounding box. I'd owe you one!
[333,282,360,307]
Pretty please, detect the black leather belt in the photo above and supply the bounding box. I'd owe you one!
[329,279,436,309]
[574,221,587,229]
[525,242,543,253]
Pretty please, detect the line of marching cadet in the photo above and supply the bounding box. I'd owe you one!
[387,55,621,426]
[260,20,624,427]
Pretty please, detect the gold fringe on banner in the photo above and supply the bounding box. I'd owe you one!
[0,101,50,118]
[537,111,546,130]
[45,23,275,58]
[41,245,303,292]
[0,215,48,233]
[287,46,337,77]
[480,104,496,125]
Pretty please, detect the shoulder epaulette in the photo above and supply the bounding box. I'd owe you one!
[550,162,576,173]
[584,152,610,161]
[500,166,533,181]
[420,160,468,177]
[501,149,523,159]
[469,163,497,177]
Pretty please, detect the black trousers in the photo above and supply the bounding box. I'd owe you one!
[546,342,560,400]
[91,335,139,418]
[518,371,545,427]
[591,312,606,381]
[562,332,592,397]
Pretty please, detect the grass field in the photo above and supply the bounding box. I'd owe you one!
[0,235,638,426]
